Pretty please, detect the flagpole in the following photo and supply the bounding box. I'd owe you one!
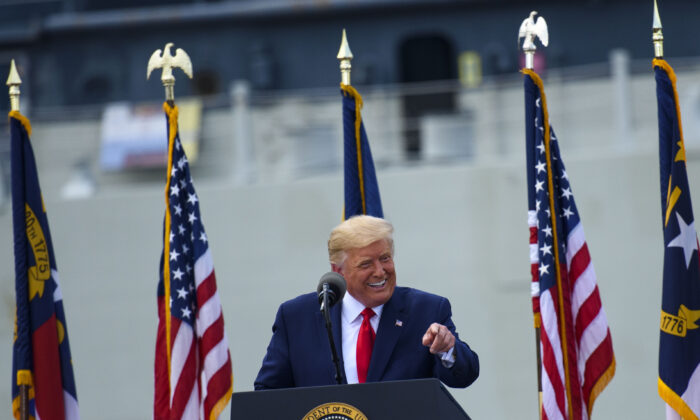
[652,5,690,419]
[7,58,29,420]
[535,325,542,417]
[147,44,193,415]
[519,11,549,420]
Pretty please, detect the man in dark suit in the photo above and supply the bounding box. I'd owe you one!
[254,215,479,390]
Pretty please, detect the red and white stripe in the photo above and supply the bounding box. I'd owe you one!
[156,248,232,420]
[566,223,614,412]
[529,213,614,420]
[195,249,232,420]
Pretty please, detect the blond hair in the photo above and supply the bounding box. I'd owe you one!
[328,215,394,266]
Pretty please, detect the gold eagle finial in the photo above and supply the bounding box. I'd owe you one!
[518,11,549,70]
[147,43,193,102]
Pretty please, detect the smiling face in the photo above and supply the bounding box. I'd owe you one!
[334,239,396,308]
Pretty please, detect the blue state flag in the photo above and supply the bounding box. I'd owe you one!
[654,58,700,420]
[10,111,79,420]
[341,84,383,219]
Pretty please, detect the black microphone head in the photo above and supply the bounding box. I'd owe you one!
[317,272,347,307]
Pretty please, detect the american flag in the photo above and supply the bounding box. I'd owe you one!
[154,103,232,420]
[524,69,615,420]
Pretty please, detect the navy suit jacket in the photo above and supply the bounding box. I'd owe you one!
[254,287,479,390]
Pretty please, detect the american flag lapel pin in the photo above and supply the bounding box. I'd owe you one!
[395,319,403,327]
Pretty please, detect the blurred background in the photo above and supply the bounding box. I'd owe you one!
[1,0,700,418]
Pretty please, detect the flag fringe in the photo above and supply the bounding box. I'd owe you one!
[209,381,233,420]
[659,377,700,420]
[162,101,180,396]
[653,59,686,150]
[9,110,31,136]
[587,356,616,417]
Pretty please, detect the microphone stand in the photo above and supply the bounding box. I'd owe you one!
[320,283,345,384]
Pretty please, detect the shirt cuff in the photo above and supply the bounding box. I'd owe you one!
[438,347,456,368]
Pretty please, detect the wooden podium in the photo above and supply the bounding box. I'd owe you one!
[230,378,471,419]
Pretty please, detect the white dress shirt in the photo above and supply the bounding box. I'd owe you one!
[340,293,455,384]
[341,292,383,384]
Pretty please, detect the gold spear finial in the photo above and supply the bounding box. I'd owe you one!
[653,0,664,58]
[6,59,21,112]
[147,43,193,104]
[337,29,354,85]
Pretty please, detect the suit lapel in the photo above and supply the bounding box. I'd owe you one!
[366,289,406,382]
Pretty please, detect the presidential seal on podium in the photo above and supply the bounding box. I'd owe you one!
[302,402,368,420]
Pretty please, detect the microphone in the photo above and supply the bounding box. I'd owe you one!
[316,272,346,384]
[317,272,346,308]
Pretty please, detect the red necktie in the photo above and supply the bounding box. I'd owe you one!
[356,308,376,383]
